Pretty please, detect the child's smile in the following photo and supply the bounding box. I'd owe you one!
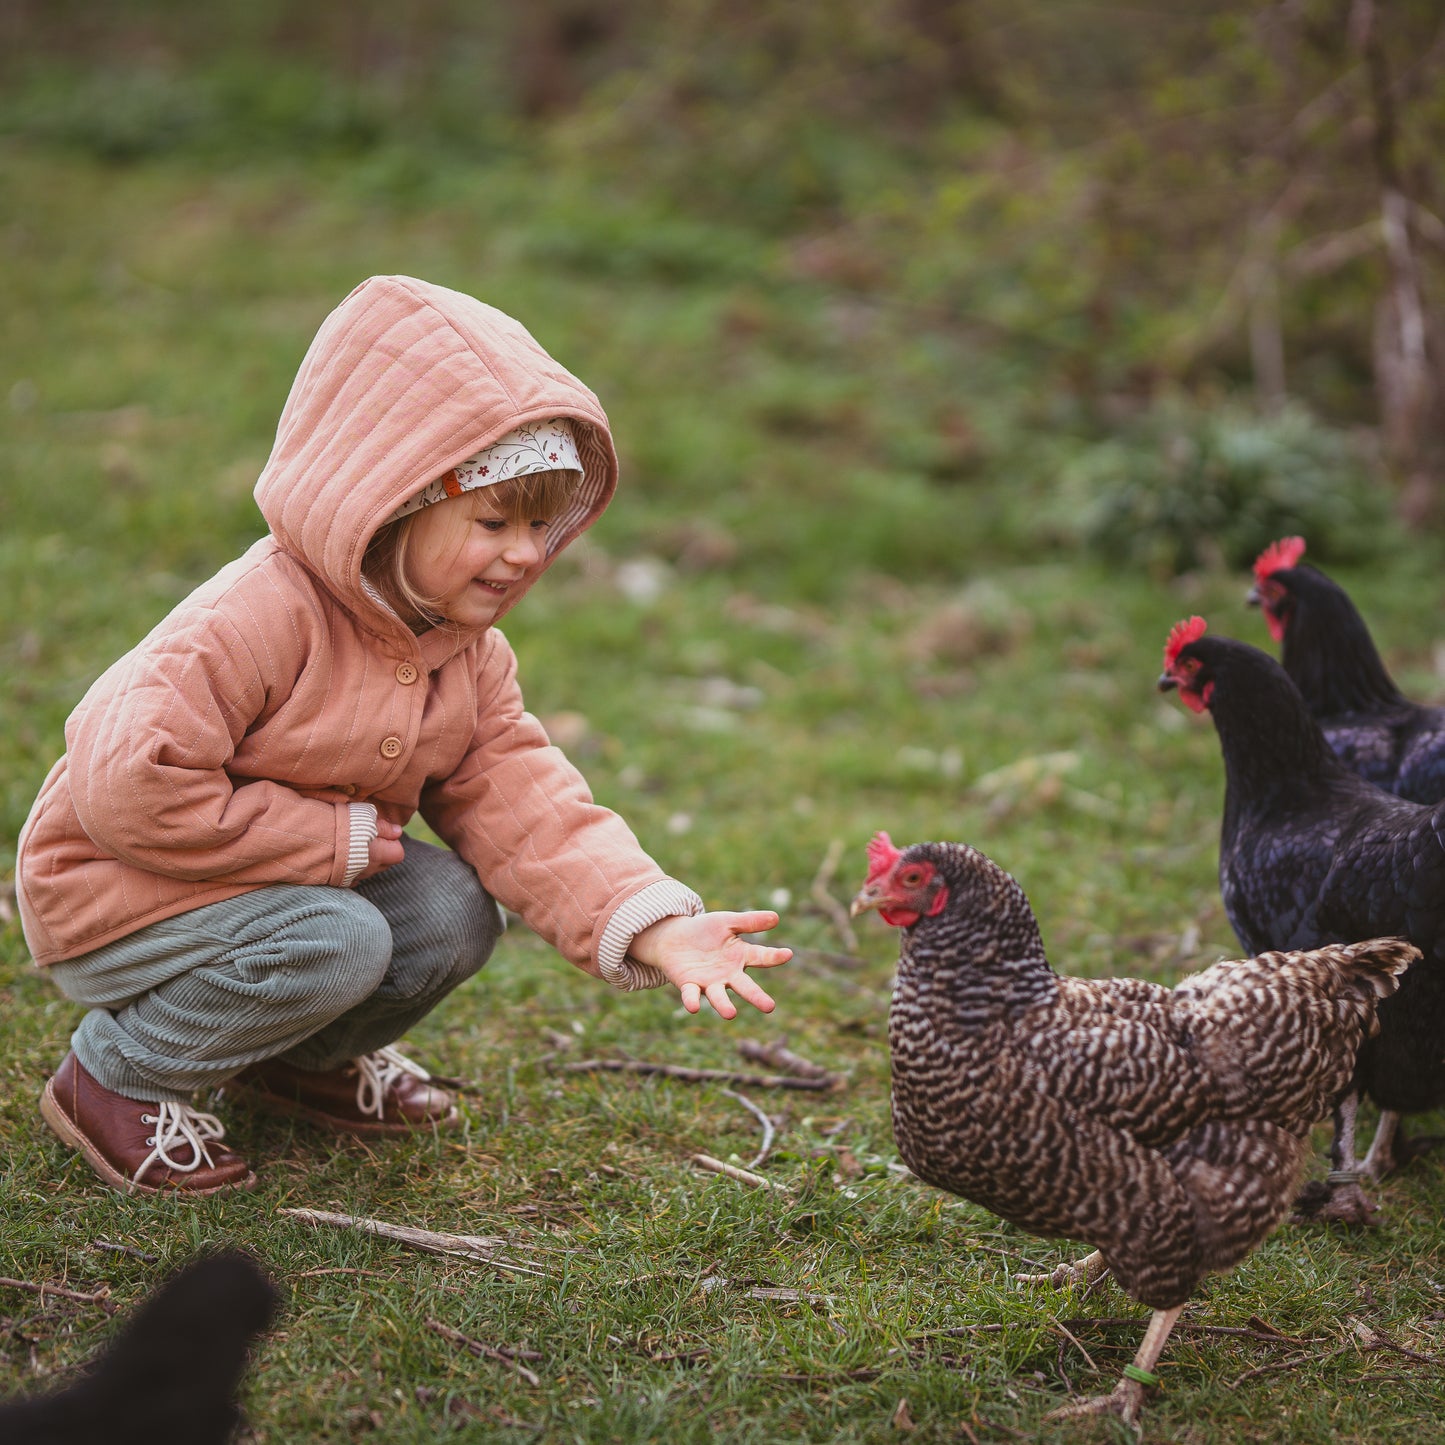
[407,499,551,628]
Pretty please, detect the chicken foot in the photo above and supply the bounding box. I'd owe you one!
[1360,1109,1401,1181]
[1017,1249,1111,1291]
[1046,1303,1184,1430]
[1294,1091,1381,1225]
[1360,1110,1445,1178]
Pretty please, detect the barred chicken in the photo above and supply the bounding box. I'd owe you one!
[1249,535,1445,802]
[852,833,1411,1427]
[1160,616,1445,1223]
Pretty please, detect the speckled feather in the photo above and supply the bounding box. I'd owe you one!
[883,842,1412,1310]
[1260,561,1445,803]
[1172,634,1445,1118]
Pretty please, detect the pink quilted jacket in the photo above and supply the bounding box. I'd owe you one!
[17,276,675,974]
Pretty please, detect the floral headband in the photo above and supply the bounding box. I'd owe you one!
[387,417,583,523]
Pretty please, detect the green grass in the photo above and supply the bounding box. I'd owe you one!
[4,142,1445,1443]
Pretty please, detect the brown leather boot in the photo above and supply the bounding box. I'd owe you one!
[40,1053,257,1196]
[229,1046,458,1136]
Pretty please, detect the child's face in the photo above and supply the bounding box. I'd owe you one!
[407,492,552,628]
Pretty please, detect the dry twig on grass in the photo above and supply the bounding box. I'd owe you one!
[718,1087,777,1169]
[88,1238,158,1263]
[745,1284,836,1305]
[691,1153,794,1193]
[0,1276,114,1311]
[425,1318,543,1386]
[558,1057,841,1091]
[736,1037,835,1082]
[278,1208,548,1277]
[809,839,859,952]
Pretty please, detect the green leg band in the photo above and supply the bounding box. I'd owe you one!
[1122,1364,1161,1387]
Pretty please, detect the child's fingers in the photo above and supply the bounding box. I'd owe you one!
[704,982,739,1020]
[728,910,782,934]
[739,943,792,970]
[728,973,776,1014]
[679,982,703,1014]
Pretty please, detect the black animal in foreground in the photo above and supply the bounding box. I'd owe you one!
[852,833,1410,1428]
[1160,616,1445,1222]
[1249,535,1445,803]
[0,1250,278,1445]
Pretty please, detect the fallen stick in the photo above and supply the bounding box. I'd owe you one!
[736,1038,835,1082]
[89,1238,158,1264]
[426,1318,543,1386]
[909,1317,1329,1349]
[296,1267,394,1281]
[746,1285,836,1305]
[559,1058,839,1092]
[718,1087,777,1170]
[691,1153,794,1193]
[0,1277,113,1309]
[1229,1346,1347,1387]
[1050,1319,1099,1374]
[809,839,859,952]
[278,1208,548,1278]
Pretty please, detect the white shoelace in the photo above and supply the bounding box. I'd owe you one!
[134,1102,226,1191]
[353,1046,432,1120]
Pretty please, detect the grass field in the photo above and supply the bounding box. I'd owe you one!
[3,142,1445,1443]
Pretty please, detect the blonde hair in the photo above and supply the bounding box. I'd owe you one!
[363,468,581,628]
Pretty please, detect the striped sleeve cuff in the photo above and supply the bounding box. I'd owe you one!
[343,802,379,886]
[597,879,706,991]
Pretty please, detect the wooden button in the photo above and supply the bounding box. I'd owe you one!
[395,662,419,684]
[379,736,403,759]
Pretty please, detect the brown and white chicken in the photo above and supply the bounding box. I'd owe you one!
[852,833,1414,1426]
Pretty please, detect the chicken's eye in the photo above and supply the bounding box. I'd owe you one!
[899,867,927,886]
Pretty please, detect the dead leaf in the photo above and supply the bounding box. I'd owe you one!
[891,1397,916,1431]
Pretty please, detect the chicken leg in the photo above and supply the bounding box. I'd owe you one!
[1295,1091,1380,1224]
[1047,1303,1185,1429]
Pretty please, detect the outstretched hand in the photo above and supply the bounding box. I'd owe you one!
[629,910,792,1019]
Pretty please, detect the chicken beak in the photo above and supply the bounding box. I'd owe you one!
[1156,673,1178,694]
[1245,585,1262,608]
[849,885,883,918]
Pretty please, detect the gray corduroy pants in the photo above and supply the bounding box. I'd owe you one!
[46,839,502,1103]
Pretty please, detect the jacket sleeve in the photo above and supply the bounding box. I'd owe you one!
[64,607,351,886]
[419,632,669,974]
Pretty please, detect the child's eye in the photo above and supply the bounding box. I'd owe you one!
[478,518,508,533]
[529,518,552,531]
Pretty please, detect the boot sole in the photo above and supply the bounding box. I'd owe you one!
[226,1077,459,1137]
[39,1079,258,1197]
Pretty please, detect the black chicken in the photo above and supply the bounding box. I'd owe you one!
[1159,615,1445,1221]
[0,1250,278,1445]
[1248,535,1445,802]
[852,833,1411,1427]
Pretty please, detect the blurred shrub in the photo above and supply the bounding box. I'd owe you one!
[0,58,507,162]
[1055,401,1394,575]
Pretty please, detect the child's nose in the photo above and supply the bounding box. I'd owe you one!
[504,528,543,565]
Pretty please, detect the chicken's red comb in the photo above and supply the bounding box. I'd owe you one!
[1163,615,1208,670]
[1253,535,1306,585]
[866,831,902,882]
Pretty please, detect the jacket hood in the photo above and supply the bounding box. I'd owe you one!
[254,275,618,633]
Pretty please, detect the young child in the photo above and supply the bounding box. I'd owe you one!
[16,274,791,1197]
